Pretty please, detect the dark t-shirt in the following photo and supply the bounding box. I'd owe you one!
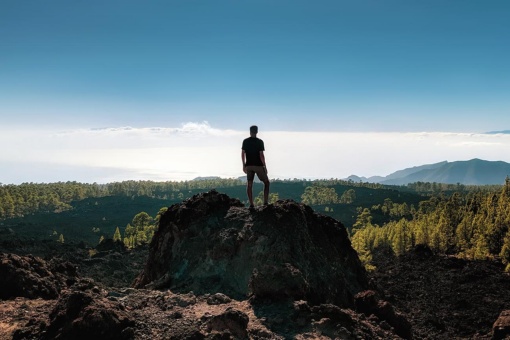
[242,137,265,166]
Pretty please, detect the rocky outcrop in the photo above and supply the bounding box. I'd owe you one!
[354,290,412,339]
[134,190,368,307]
[0,252,77,300]
[493,310,510,340]
[43,290,135,340]
[371,245,510,339]
[205,307,249,338]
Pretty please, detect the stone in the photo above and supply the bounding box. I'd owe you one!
[134,190,368,307]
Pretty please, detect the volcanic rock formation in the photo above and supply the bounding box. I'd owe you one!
[0,252,78,300]
[134,190,368,307]
[1,190,417,339]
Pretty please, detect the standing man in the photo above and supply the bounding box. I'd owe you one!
[242,125,270,208]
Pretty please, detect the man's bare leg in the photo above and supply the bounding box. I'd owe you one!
[263,180,270,205]
[247,180,254,207]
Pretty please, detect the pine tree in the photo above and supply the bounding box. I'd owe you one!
[353,208,372,230]
[113,227,122,242]
[135,231,148,246]
[500,230,510,271]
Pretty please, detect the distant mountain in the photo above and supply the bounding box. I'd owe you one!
[345,175,367,182]
[347,159,510,186]
[381,161,447,182]
[237,176,261,183]
[345,175,385,182]
[485,130,510,134]
[192,176,222,181]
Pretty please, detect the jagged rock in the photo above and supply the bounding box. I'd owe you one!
[207,293,232,305]
[205,307,249,338]
[354,290,412,339]
[0,253,76,300]
[493,310,510,340]
[134,190,368,307]
[44,290,135,340]
[166,291,197,307]
[311,303,355,326]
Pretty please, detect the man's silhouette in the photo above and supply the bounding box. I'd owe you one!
[242,125,270,208]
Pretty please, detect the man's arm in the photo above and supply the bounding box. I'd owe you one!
[242,150,247,174]
[259,151,267,173]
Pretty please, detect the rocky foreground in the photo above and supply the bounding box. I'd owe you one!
[1,190,510,339]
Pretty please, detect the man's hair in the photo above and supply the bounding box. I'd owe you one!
[250,125,258,134]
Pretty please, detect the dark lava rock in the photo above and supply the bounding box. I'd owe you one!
[44,290,135,340]
[205,307,249,339]
[493,310,510,340]
[96,238,127,253]
[354,290,412,339]
[371,247,510,339]
[207,293,232,305]
[0,252,76,300]
[134,190,368,307]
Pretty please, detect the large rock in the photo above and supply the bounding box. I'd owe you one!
[0,253,77,300]
[44,290,135,340]
[354,290,412,339]
[493,310,510,340]
[134,190,368,307]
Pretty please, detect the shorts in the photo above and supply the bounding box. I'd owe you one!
[246,165,269,182]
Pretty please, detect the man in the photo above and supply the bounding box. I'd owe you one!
[242,125,270,208]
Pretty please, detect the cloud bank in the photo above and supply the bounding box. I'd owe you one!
[2,122,510,184]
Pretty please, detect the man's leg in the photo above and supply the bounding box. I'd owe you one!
[247,180,254,207]
[263,179,270,205]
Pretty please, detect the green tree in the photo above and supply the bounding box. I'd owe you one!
[113,227,122,242]
[254,192,279,206]
[381,198,393,215]
[135,231,148,246]
[351,224,376,271]
[154,207,168,224]
[301,186,338,205]
[500,229,510,271]
[353,208,373,230]
[339,189,356,204]
[58,234,65,244]
[132,212,153,231]
[124,223,135,238]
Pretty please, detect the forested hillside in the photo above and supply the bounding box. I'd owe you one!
[0,179,425,244]
[3,178,509,266]
[0,179,244,220]
[352,177,510,271]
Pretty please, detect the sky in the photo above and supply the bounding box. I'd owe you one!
[1,1,510,184]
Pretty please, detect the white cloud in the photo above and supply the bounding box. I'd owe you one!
[2,124,510,184]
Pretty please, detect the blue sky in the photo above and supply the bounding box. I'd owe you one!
[2,0,509,131]
[1,1,510,183]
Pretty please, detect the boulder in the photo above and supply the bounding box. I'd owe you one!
[354,290,412,339]
[205,307,249,338]
[493,310,510,340]
[134,190,367,307]
[0,253,76,300]
[45,290,135,340]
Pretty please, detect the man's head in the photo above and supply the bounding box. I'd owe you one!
[250,125,258,136]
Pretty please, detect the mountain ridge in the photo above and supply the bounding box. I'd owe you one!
[346,159,510,185]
